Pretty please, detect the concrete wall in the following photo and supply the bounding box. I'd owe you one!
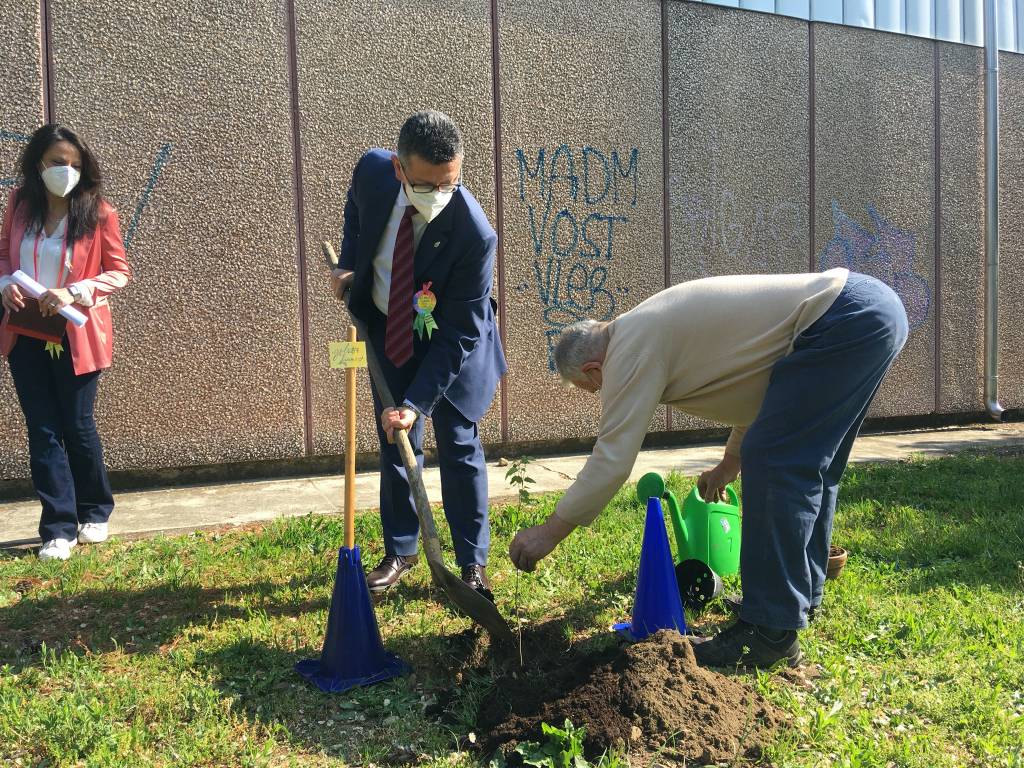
[0,0,45,476]
[938,43,986,413]
[998,51,1024,407]
[499,0,666,442]
[48,0,307,472]
[813,24,937,418]
[0,0,1019,484]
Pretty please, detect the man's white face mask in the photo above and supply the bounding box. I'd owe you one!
[41,165,81,198]
[404,183,454,223]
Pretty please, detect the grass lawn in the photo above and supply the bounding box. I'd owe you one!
[1,450,1022,767]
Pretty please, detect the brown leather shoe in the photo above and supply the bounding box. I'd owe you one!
[366,554,418,593]
[461,564,494,602]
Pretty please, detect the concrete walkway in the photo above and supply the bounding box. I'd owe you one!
[2,423,1022,548]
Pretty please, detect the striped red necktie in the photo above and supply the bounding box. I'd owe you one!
[384,206,417,367]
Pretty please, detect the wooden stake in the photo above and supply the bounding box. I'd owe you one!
[345,324,357,550]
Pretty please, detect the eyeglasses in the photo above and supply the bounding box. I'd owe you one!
[400,161,461,194]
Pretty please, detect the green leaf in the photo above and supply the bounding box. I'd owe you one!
[516,741,554,768]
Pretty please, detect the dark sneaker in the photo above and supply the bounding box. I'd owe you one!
[722,594,819,624]
[692,619,802,669]
[366,554,418,593]
[461,564,494,603]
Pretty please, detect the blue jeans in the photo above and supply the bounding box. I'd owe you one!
[738,273,909,630]
[7,335,115,542]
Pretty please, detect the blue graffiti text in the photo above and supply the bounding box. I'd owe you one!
[817,201,931,331]
[515,144,639,370]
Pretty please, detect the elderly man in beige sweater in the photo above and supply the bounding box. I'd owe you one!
[509,268,908,668]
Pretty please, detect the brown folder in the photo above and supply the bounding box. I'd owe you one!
[6,297,68,344]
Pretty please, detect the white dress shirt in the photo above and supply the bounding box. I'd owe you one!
[21,217,71,288]
[371,187,427,314]
[0,216,93,304]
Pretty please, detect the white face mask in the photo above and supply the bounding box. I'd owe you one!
[41,165,81,198]
[404,183,454,223]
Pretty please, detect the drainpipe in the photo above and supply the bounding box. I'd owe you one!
[984,0,1005,421]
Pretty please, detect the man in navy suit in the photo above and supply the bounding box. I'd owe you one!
[330,111,507,598]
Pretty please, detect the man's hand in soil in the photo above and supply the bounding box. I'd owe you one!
[698,453,741,502]
[509,514,576,572]
[381,407,417,442]
[330,268,354,301]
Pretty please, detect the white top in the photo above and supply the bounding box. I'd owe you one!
[0,217,93,304]
[22,217,71,288]
[371,187,427,315]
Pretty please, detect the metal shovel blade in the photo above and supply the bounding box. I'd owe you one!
[332,279,512,646]
[391,426,515,646]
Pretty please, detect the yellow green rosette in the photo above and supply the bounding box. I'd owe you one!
[412,282,438,340]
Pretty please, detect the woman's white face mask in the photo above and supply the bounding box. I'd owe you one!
[404,183,454,223]
[41,165,81,198]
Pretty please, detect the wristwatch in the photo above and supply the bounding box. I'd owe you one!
[68,284,82,303]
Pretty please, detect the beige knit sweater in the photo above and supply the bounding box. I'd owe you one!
[554,268,849,527]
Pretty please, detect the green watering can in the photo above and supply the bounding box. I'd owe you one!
[636,472,742,611]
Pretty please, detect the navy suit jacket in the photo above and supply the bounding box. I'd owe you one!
[340,149,507,423]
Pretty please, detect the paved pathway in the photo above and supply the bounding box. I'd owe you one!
[1,423,1021,547]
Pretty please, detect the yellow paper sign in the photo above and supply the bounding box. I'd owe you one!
[328,341,367,369]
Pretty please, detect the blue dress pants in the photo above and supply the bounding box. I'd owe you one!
[738,273,909,630]
[365,310,490,567]
[7,335,114,542]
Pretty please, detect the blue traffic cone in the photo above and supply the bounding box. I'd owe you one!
[613,497,688,641]
[295,546,409,693]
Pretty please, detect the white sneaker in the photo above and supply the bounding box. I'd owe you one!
[39,538,76,561]
[78,522,109,544]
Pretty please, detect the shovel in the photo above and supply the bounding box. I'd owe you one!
[323,241,514,646]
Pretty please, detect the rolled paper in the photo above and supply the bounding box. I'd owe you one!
[11,270,88,327]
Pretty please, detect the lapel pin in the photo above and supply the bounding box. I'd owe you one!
[434,241,441,248]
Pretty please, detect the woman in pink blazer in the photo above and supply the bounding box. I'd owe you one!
[0,124,131,561]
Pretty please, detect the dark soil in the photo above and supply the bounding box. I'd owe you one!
[444,622,784,765]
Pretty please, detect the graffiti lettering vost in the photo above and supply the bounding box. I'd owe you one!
[514,144,638,370]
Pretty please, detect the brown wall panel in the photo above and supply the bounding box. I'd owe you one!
[667,2,810,434]
[814,24,936,417]
[998,52,1024,410]
[499,0,665,443]
[938,43,985,413]
[668,3,810,284]
[0,1,42,130]
[0,0,46,479]
[46,0,305,470]
[295,0,499,458]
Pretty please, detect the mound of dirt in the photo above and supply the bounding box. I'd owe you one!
[477,629,783,765]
